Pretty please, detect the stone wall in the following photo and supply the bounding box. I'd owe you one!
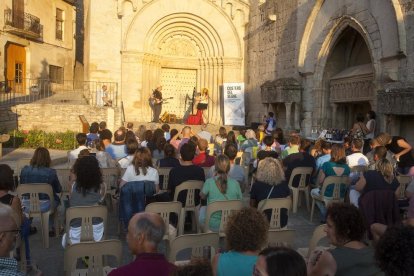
[245,0,299,125]
[11,104,122,133]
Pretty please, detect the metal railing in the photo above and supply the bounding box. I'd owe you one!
[0,79,118,108]
[4,8,43,40]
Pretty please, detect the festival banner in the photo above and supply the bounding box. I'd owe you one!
[223,83,245,126]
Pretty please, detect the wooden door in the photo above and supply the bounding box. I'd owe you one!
[6,44,26,93]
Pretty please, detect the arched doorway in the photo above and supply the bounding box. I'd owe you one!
[322,27,374,129]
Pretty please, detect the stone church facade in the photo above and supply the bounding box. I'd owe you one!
[84,0,414,140]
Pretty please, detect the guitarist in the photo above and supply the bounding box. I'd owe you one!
[151,85,163,123]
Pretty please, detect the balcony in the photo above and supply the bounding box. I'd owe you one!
[261,78,302,104]
[4,8,43,41]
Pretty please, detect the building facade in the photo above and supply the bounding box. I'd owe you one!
[246,0,414,143]
[1,0,76,88]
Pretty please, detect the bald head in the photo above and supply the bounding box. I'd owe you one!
[0,203,18,257]
[130,212,165,246]
[0,203,17,231]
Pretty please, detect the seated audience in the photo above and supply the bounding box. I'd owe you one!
[152,137,166,161]
[161,123,171,141]
[86,122,100,147]
[250,157,290,226]
[198,124,213,143]
[148,129,165,153]
[141,130,153,148]
[346,139,369,168]
[120,148,159,227]
[169,129,180,149]
[95,139,117,168]
[20,147,62,236]
[375,225,414,276]
[315,140,332,170]
[62,156,105,246]
[255,136,278,167]
[100,128,113,148]
[106,129,127,159]
[108,212,176,276]
[136,124,146,144]
[308,203,382,276]
[207,144,246,189]
[118,139,138,169]
[126,122,134,132]
[214,127,227,153]
[158,144,180,168]
[193,138,215,167]
[236,129,247,148]
[0,165,31,267]
[257,125,265,144]
[351,158,399,208]
[199,155,242,231]
[311,144,350,221]
[68,133,88,163]
[283,138,316,184]
[0,203,24,276]
[255,247,307,276]
[240,129,258,151]
[168,143,205,205]
[280,135,300,159]
[222,131,237,150]
[98,121,108,136]
[212,208,269,275]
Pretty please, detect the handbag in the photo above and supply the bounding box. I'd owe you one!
[258,185,275,211]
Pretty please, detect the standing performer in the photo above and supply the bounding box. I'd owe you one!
[196,88,209,123]
[150,85,163,123]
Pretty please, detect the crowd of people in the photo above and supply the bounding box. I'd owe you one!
[1,110,414,275]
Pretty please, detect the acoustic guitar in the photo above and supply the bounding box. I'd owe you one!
[149,96,173,107]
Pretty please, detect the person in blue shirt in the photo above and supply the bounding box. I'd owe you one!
[265,112,276,135]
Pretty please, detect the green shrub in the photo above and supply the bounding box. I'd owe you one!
[3,130,77,150]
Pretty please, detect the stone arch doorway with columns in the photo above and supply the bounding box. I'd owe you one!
[120,0,247,124]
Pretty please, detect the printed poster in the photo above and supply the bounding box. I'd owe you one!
[223,83,245,126]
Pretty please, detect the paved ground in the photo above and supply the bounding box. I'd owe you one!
[0,147,323,276]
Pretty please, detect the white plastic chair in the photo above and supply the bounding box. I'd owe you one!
[288,167,313,213]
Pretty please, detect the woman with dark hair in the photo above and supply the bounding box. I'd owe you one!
[199,155,242,231]
[214,127,227,153]
[95,139,117,168]
[125,130,137,142]
[310,144,350,220]
[169,128,180,149]
[63,156,105,246]
[158,144,180,168]
[377,132,414,175]
[308,203,382,276]
[87,122,100,147]
[255,247,307,276]
[152,137,166,160]
[0,164,32,266]
[148,128,164,152]
[212,208,269,275]
[223,131,237,149]
[140,130,153,148]
[20,147,62,236]
[351,113,370,140]
[363,111,377,154]
[375,225,414,276]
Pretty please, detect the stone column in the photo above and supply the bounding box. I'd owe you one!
[331,103,338,128]
[285,102,292,130]
[294,102,300,130]
[347,105,354,129]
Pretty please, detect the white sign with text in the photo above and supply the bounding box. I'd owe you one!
[223,83,245,126]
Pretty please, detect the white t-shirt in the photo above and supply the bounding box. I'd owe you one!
[68,146,88,161]
[346,152,369,168]
[121,165,159,186]
[198,131,212,143]
[118,155,134,169]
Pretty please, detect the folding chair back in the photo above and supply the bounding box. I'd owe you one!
[173,180,204,235]
[55,168,73,201]
[307,224,327,258]
[16,159,31,182]
[158,167,172,191]
[168,233,220,262]
[145,201,182,240]
[101,168,120,191]
[257,197,291,229]
[320,176,349,204]
[204,200,243,236]
[16,183,55,248]
[267,229,296,247]
[350,165,368,174]
[64,240,122,276]
[65,205,108,245]
[288,167,313,213]
[396,175,412,200]
[173,180,204,209]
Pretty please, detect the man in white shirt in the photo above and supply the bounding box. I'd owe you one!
[346,139,369,168]
[197,124,212,143]
[68,133,88,162]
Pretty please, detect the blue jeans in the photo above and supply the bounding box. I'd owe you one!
[119,182,145,228]
[311,188,327,220]
[21,217,31,264]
